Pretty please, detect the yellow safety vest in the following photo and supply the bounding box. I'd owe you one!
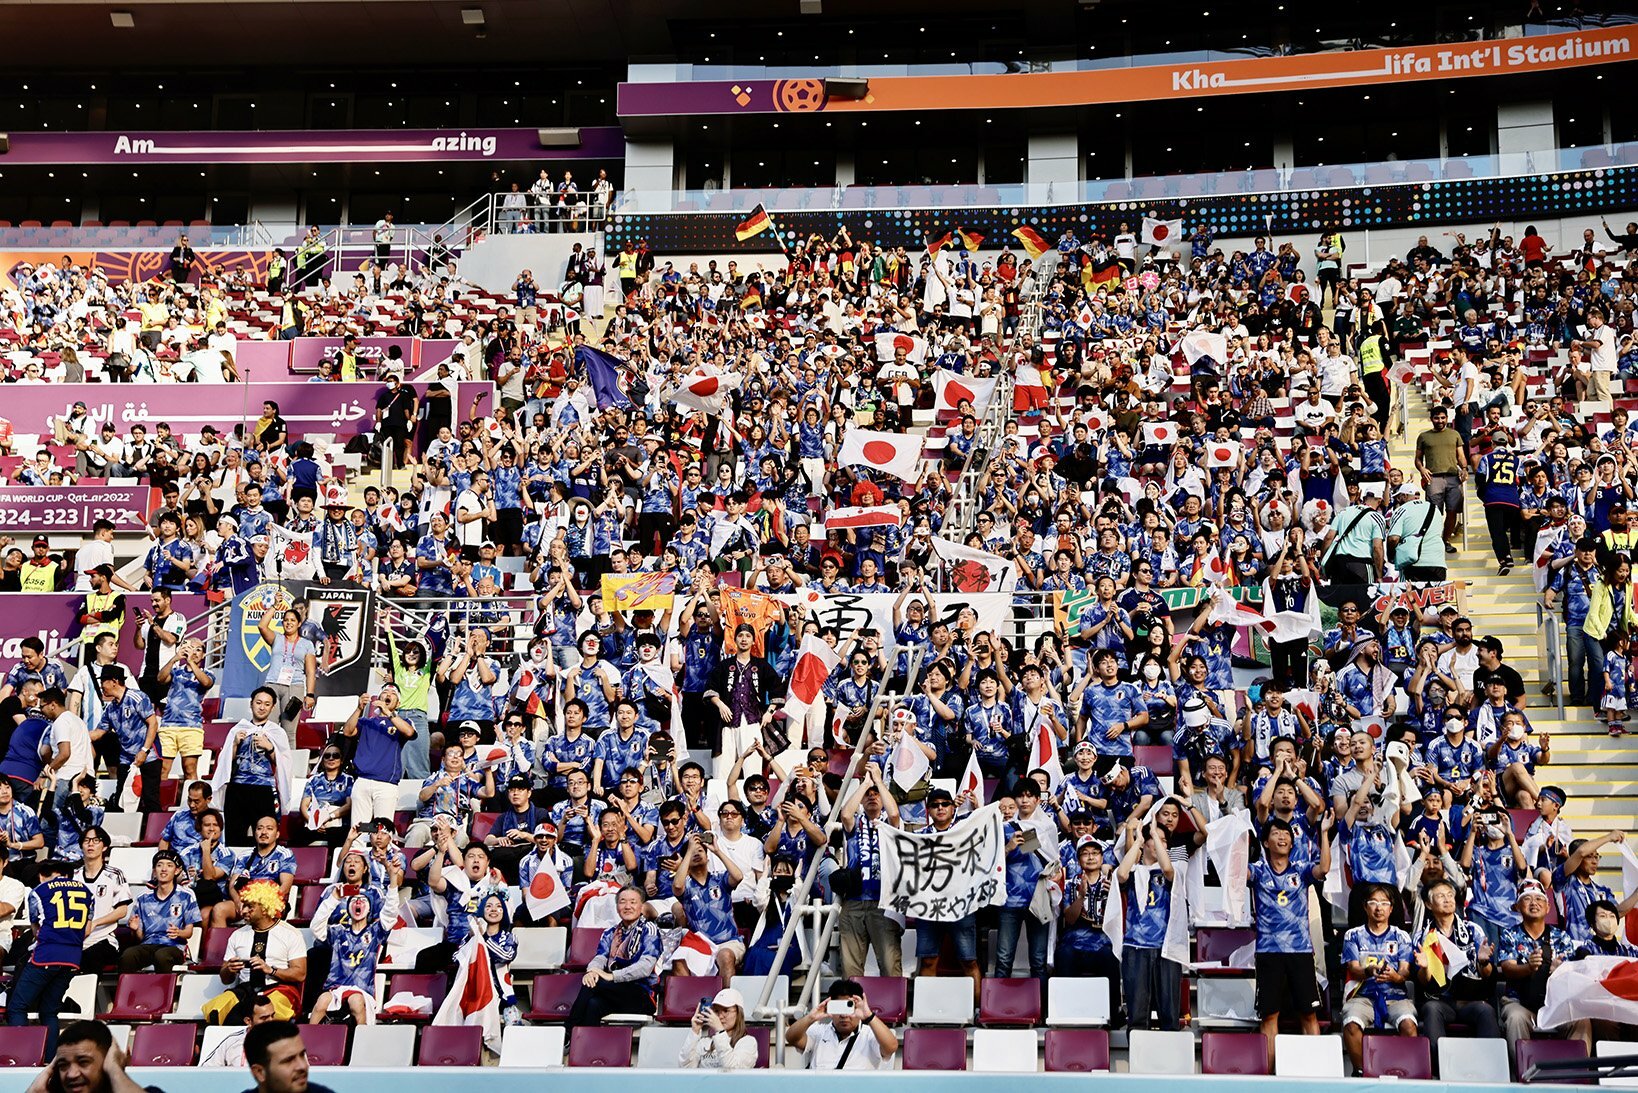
[80,589,123,644]
[618,252,637,278]
[268,255,286,278]
[1360,336,1386,376]
[19,560,58,592]
[338,352,359,381]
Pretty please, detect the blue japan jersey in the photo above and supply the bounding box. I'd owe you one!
[324,921,391,991]
[132,886,202,945]
[1343,924,1415,1004]
[681,868,738,944]
[1250,856,1318,953]
[26,877,93,966]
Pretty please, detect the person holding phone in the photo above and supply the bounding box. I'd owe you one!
[679,987,756,1069]
[785,979,898,1070]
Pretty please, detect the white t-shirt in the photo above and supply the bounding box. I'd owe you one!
[1436,645,1481,692]
[715,832,767,903]
[49,711,94,782]
[224,920,307,982]
[74,539,114,591]
[455,489,485,547]
[803,1020,888,1071]
[1590,324,1617,374]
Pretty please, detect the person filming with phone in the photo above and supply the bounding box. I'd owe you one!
[679,986,756,1069]
[785,978,898,1070]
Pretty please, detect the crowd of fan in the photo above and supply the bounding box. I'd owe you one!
[0,212,1634,1071]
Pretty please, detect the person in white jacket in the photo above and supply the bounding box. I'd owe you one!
[678,987,758,1070]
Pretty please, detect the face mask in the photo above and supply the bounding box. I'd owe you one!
[1142,663,1162,682]
[1507,726,1527,743]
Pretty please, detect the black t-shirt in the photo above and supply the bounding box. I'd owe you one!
[1471,662,1526,704]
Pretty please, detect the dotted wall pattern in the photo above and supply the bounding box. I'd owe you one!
[605,165,1638,253]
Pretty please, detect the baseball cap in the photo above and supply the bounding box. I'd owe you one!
[506,775,532,791]
[532,822,558,838]
[457,720,482,736]
[1476,635,1504,655]
[710,988,746,1011]
[31,535,48,548]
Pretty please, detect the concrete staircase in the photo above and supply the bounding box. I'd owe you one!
[1397,386,1638,895]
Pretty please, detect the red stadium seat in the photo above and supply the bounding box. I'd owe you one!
[1194,927,1256,974]
[746,1025,770,1067]
[291,846,330,883]
[381,973,448,1021]
[102,973,176,1020]
[853,976,907,1025]
[196,927,232,970]
[418,1025,483,1066]
[141,812,170,845]
[297,1024,349,1066]
[902,1028,968,1071]
[565,927,603,970]
[1202,1032,1268,1075]
[1518,1038,1590,1083]
[526,973,581,1022]
[979,978,1041,1027]
[1133,745,1174,776]
[1364,1035,1431,1080]
[1044,1028,1109,1072]
[567,1026,632,1068]
[129,1023,197,1066]
[294,884,328,922]
[469,813,499,844]
[660,974,722,1023]
[0,1028,46,1067]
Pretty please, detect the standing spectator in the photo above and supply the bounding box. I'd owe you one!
[6,859,93,1053]
[341,686,416,831]
[157,639,212,785]
[1414,405,1467,555]
[169,234,197,284]
[372,211,395,266]
[210,689,294,845]
[835,765,902,978]
[256,609,316,746]
[1250,814,1334,1068]
[95,667,161,814]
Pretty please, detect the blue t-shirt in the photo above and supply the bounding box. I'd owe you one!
[161,667,208,728]
[681,869,739,944]
[232,731,277,787]
[26,876,93,966]
[1250,856,1318,953]
[1344,821,1397,886]
[324,920,391,991]
[352,716,408,783]
[1342,923,1415,1005]
[131,886,202,945]
[1123,868,1173,949]
[1468,842,1521,925]
[101,691,161,763]
[1080,682,1148,757]
[233,845,297,885]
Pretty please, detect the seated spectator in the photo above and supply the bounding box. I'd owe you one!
[21,1020,149,1093]
[679,986,756,1070]
[120,849,200,973]
[1498,879,1570,1049]
[785,979,898,1071]
[566,884,662,1027]
[309,886,394,1026]
[205,880,308,1024]
[1340,882,1419,1071]
[414,840,504,974]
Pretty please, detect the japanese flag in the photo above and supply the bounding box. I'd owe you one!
[1179,330,1228,367]
[667,368,742,417]
[889,725,932,793]
[931,536,1016,592]
[320,480,349,508]
[375,504,404,531]
[1533,525,1565,593]
[1390,360,1418,384]
[1143,421,1180,448]
[471,744,513,769]
[957,749,984,813]
[784,635,841,729]
[839,427,924,483]
[1538,956,1638,1030]
[1029,717,1064,792]
[1200,553,1232,585]
[524,866,570,920]
[1206,442,1239,469]
[1142,217,1183,246]
[874,331,928,364]
[932,369,997,414]
[483,417,506,442]
[1083,408,1111,433]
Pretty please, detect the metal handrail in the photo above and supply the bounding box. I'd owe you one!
[1537,603,1567,715]
[760,645,926,1063]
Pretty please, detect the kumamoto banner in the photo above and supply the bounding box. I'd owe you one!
[877,803,1007,922]
[223,582,305,699]
[305,586,376,698]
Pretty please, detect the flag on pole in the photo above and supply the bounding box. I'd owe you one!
[889,724,932,793]
[432,930,511,1052]
[930,536,1016,592]
[574,345,634,409]
[932,369,997,414]
[926,231,953,255]
[1029,716,1064,791]
[738,283,762,310]
[838,427,923,482]
[957,748,984,812]
[1142,217,1184,246]
[666,368,742,416]
[956,229,985,252]
[524,865,570,920]
[1011,226,1050,260]
[784,635,841,730]
[734,204,773,241]
[1418,930,1469,988]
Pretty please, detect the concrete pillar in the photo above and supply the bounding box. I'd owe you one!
[624,138,677,212]
[1027,131,1078,205]
[836,151,856,187]
[1496,100,1555,175]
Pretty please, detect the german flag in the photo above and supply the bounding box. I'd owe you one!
[956,229,985,252]
[734,204,773,241]
[1011,226,1049,260]
[925,231,953,255]
[739,282,762,310]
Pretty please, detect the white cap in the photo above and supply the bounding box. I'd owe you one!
[710,988,745,1010]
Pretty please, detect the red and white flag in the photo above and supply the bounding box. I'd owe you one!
[1082,407,1111,433]
[1533,525,1566,593]
[889,725,932,793]
[432,930,511,1053]
[784,635,841,729]
[667,368,742,417]
[957,748,984,813]
[1028,716,1064,792]
[824,506,903,531]
[839,427,923,483]
[1390,360,1418,384]
[1143,421,1180,447]
[874,331,928,364]
[1179,330,1228,367]
[931,536,1016,592]
[1535,957,1638,1031]
[374,503,405,531]
[673,930,726,976]
[573,878,623,928]
[524,864,570,920]
[932,369,997,415]
[1142,217,1184,246]
[1206,442,1240,469]
[1013,362,1049,413]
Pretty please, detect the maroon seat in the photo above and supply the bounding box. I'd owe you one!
[902,1028,967,1071]
[102,973,176,1020]
[196,927,232,970]
[1519,1038,1590,1083]
[203,723,232,752]
[381,973,447,1021]
[979,978,1041,1027]
[1044,1028,1108,1073]
[470,813,499,844]
[565,927,603,970]
[418,1025,483,1066]
[293,884,327,922]
[0,1028,45,1067]
[1194,927,1257,974]
[854,976,908,1025]
[1364,1035,1431,1080]
[141,812,170,845]
[1202,1032,1268,1075]
[659,975,722,1023]
[1133,745,1174,776]
[296,1025,349,1066]
[747,1025,770,1068]
[567,1026,632,1068]
[291,846,330,883]
[526,973,581,1022]
[129,1023,197,1066]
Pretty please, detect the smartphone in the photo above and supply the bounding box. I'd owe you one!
[826,999,855,1016]
[699,831,716,847]
[698,997,713,1015]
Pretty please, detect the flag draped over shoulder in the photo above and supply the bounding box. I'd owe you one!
[574,345,634,409]
[1537,956,1638,1030]
[432,931,512,1052]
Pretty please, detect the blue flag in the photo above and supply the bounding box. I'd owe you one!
[574,345,634,409]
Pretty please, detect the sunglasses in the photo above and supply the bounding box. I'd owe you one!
[322,752,343,760]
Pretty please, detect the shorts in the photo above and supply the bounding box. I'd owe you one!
[1428,474,1464,513]
[915,917,979,963]
[1255,951,1321,1019]
[1342,995,1418,1030]
[158,725,204,759]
